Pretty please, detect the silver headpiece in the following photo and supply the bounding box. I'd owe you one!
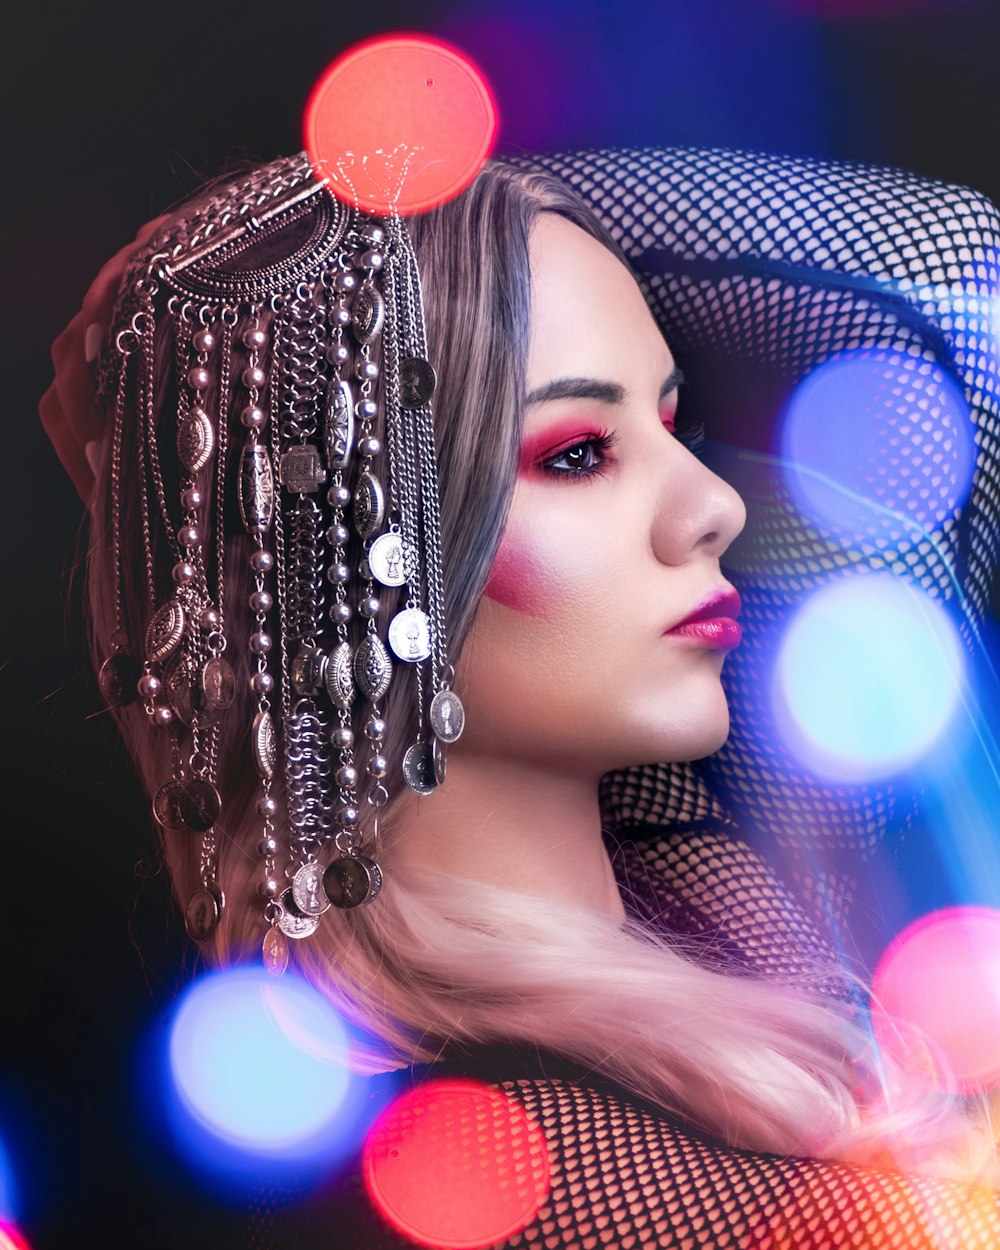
[95,153,462,973]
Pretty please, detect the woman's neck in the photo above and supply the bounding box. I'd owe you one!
[388,748,625,921]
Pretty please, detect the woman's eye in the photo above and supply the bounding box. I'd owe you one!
[540,432,616,480]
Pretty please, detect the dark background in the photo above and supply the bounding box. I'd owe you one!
[3,0,1000,1246]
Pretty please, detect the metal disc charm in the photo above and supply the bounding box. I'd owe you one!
[324,640,355,709]
[291,645,328,696]
[277,888,321,939]
[146,600,185,664]
[185,888,221,942]
[399,357,437,408]
[291,861,332,917]
[402,741,437,794]
[263,925,289,977]
[354,636,393,701]
[388,607,431,663]
[178,778,222,833]
[325,379,355,470]
[368,532,409,587]
[201,657,236,713]
[153,780,188,831]
[98,652,141,707]
[323,855,383,909]
[430,689,465,743]
[432,735,447,786]
[238,441,274,534]
[252,710,277,780]
[353,471,385,541]
[352,281,385,344]
[177,407,215,473]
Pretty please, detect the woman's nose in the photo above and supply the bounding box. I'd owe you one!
[650,444,747,566]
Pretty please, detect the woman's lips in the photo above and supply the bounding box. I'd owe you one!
[664,589,742,650]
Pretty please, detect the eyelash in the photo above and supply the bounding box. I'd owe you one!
[539,419,706,481]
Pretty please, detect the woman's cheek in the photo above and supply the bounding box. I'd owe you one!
[483,528,557,618]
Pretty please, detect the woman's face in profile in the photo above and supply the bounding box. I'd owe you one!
[455,214,747,777]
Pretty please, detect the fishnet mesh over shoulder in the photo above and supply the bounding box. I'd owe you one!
[519,147,1000,938]
[249,1065,1000,1248]
[498,1077,1000,1250]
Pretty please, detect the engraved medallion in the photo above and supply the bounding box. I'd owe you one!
[351,281,385,344]
[278,444,327,493]
[178,778,222,833]
[368,533,409,587]
[325,379,355,469]
[291,645,328,696]
[153,780,188,831]
[238,442,274,534]
[263,925,289,976]
[402,741,437,794]
[432,735,447,786]
[146,600,185,664]
[353,471,385,541]
[324,640,355,709]
[429,689,465,743]
[277,888,321,939]
[252,710,277,780]
[399,357,436,408]
[98,652,141,707]
[201,657,236,712]
[177,407,215,473]
[354,636,393,701]
[388,607,431,663]
[185,888,220,942]
[291,861,331,917]
[323,855,383,909]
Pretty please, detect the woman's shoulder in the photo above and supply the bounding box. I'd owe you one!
[249,1043,1000,1249]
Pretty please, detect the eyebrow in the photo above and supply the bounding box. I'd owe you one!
[524,366,685,407]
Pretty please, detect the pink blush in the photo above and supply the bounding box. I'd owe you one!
[483,531,551,616]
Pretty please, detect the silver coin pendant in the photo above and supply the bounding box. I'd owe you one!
[185,888,221,942]
[368,532,409,587]
[263,926,289,977]
[429,689,465,743]
[292,861,332,916]
[388,607,431,663]
[402,741,437,794]
[277,888,321,939]
[323,855,383,909]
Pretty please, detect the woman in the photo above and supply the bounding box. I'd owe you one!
[42,152,1000,1246]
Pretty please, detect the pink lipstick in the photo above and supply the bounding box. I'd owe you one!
[664,589,742,650]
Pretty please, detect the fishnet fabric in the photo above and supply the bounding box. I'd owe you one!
[250,1066,1000,1249]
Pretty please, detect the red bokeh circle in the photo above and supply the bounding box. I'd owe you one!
[362,1078,551,1249]
[872,905,1000,1093]
[303,34,498,216]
